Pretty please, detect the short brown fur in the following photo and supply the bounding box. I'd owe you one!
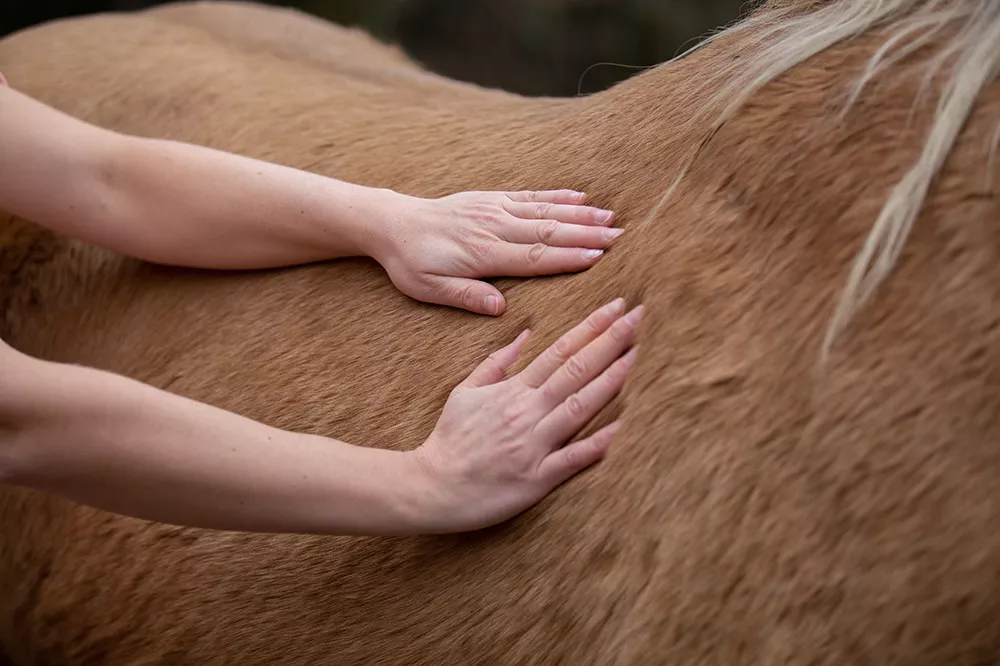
[1,1,999,664]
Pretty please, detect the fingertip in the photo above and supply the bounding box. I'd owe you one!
[625,304,644,326]
[537,421,622,486]
[583,423,619,463]
[483,293,504,317]
[557,435,609,479]
[590,297,626,327]
[584,420,620,447]
[538,189,588,204]
[602,227,624,244]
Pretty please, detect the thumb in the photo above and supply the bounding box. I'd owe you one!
[423,275,506,316]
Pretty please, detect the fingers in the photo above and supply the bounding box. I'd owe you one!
[501,199,615,228]
[537,421,620,487]
[505,190,588,205]
[518,298,626,388]
[539,305,642,408]
[481,242,606,277]
[460,329,533,389]
[536,347,636,445]
[496,218,624,250]
[416,275,507,316]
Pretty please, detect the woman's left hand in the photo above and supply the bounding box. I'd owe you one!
[371,189,622,316]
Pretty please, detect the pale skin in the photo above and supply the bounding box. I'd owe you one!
[0,78,639,536]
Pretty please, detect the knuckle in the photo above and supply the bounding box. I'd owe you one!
[564,355,588,381]
[608,318,633,343]
[514,456,538,482]
[527,243,547,263]
[585,310,606,333]
[561,445,584,471]
[535,202,551,219]
[564,392,587,419]
[550,336,573,363]
[468,240,492,262]
[409,270,436,289]
[474,207,500,227]
[459,283,480,309]
[540,383,561,406]
[537,219,558,243]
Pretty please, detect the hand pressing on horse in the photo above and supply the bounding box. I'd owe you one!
[1,299,640,536]
[1,83,619,310]
[0,79,636,537]
[370,190,621,316]
[410,297,640,532]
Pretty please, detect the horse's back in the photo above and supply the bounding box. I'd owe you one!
[141,0,467,88]
[2,2,1000,665]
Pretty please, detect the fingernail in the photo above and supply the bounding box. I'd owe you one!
[582,249,603,260]
[604,297,625,314]
[603,227,624,241]
[574,191,587,201]
[515,329,532,344]
[626,305,644,326]
[484,294,500,315]
[598,210,615,225]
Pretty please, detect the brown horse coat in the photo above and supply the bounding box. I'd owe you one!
[1,1,999,663]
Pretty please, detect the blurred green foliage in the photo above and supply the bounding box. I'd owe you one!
[1,0,749,96]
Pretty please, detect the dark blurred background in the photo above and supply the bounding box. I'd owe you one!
[0,0,749,96]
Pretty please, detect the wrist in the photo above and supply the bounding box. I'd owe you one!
[303,439,444,537]
[395,441,476,535]
[382,447,445,535]
[352,442,466,536]
[318,181,412,262]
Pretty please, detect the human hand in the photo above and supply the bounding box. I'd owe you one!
[371,190,622,315]
[409,297,641,533]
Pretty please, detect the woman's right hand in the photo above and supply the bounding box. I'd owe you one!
[410,298,641,533]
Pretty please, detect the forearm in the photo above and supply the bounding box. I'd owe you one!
[0,85,400,270]
[1,351,430,536]
[93,135,399,269]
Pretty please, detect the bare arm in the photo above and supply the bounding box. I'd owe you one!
[0,340,424,535]
[0,83,622,315]
[0,301,640,535]
[0,84,396,269]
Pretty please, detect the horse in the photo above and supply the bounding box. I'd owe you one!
[1,0,998,663]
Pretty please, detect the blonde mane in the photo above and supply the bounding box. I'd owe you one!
[642,0,1000,360]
